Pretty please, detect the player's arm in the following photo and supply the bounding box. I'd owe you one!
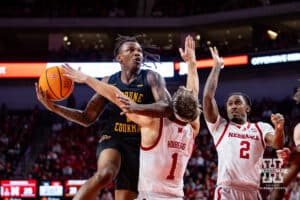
[202,47,224,123]
[180,35,199,96]
[265,113,285,149]
[179,35,200,134]
[117,66,172,118]
[62,65,154,127]
[294,123,300,146]
[269,147,300,200]
[35,79,108,127]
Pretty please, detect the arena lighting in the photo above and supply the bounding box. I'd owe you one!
[250,52,300,66]
[175,55,248,75]
[0,62,174,78]
[267,30,278,40]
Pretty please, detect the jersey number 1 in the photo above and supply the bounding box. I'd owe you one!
[240,141,250,159]
[167,153,178,180]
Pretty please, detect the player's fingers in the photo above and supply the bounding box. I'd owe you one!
[178,48,184,56]
[64,63,72,69]
[276,149,283,154]
[116,94,128,100]
[117,96,131,105]
[34,82,38,92]
[185,36,188,49]
[191,37,195,49]
[187,35,192,48]
[214,46,219,55]
[209,47,214,57]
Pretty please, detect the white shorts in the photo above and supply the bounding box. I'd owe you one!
[214,185,262,200]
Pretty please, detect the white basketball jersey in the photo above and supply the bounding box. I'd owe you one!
[137,118,195,199]
[206,115,274,189]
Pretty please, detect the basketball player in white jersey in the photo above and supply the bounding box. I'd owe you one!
[202,47,285,200]
[62,35,201,199]
[269,87,300,200]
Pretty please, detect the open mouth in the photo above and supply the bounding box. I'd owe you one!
[133,57,142,63]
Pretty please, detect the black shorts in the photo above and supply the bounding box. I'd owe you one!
[96,134,141,192]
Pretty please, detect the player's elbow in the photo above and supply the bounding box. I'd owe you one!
[81,113,98,127]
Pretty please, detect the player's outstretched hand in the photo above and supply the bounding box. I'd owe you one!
[179,35,196,64]
[209,46,224,69]
[35,82,55,111]
[62,64,88,83]
[271,113,285,130]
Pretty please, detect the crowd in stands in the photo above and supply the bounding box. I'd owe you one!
[1,92,300,199]
[0,0,297,18]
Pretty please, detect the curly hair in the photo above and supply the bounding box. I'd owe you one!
[172,86,201,122]
[294,87,300,104]
[113,34,160,63]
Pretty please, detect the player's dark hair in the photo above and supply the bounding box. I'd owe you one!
[172,86,201,122]
[225,92,252,107]
[113,34,160,64]
[114,35,138,58]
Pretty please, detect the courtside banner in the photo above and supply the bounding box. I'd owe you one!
[0,62,174,78]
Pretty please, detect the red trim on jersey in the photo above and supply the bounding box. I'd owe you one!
[217,187,222,200]
[255,123,265,149]
[141,117,163,151]
[189,130,196,157]
[169,117,188,126]
[215,122,229,148]
[233,122,250,130]
[247,122,251,129]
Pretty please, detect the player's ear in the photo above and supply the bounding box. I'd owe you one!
[246,105,251,113]
[116,54,122,63]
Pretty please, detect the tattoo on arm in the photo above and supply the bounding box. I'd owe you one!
[147,70,170,102]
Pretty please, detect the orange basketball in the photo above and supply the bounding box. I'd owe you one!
[38,66,74,101]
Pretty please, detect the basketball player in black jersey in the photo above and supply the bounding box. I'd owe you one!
[35,35,170,200]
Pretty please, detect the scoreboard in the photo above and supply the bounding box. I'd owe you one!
[0,179,87,199]
[1,180,37,198]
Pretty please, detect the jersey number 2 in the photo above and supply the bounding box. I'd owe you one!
[167,153,178,180]
[240,141,250,159]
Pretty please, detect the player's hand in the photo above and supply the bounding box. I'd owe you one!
[62,64,88,83]
[209,46,224,69]
[276,147,291,165]
[35,82,55,111]
[271,113,285,130]
[116,94,137,115]
[179,35,196,65]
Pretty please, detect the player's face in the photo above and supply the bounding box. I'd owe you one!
[226,95,249,124]
[293,87,300,104]
[117,42,143,71]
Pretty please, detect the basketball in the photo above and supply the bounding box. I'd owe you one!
[38,66,74,101]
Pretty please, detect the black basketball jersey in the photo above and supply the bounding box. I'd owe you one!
[98,69,155,136]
